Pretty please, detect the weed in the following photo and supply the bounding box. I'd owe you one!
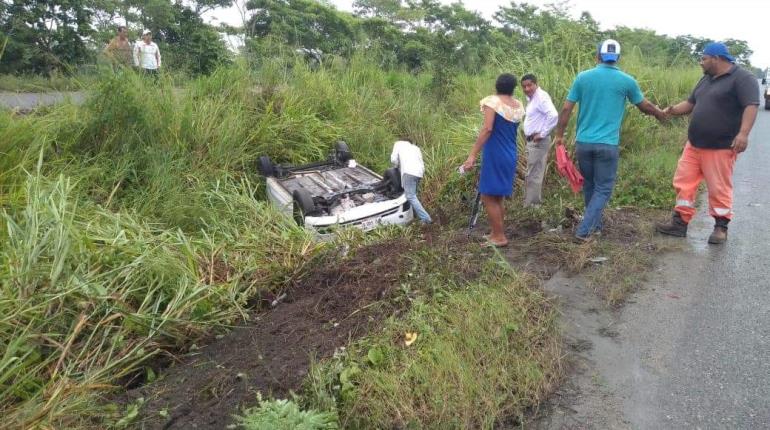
[235,395,339,430]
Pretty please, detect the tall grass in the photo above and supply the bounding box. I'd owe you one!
[0,44,700,427]
[0,167,318,427]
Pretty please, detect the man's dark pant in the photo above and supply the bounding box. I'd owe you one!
[575,143,619,237]
[142,68,159,81]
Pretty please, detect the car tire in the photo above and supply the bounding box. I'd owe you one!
[258,156,275,177]
[765,100,770,111]
[335,141,352,165]
[384,168,403,193]
[292,189,315,226]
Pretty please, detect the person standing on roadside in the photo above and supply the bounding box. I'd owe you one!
[655,42,759,244]
[104,26,133,70]
[553,39,667,242]
[390,139,433,225]
[462,73,525,247]
[133,30,161,77]
[521,73,559,207]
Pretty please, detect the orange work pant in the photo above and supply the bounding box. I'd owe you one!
[673,142,737,224]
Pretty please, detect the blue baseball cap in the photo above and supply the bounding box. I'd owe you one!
[598,39,620,62]
[703,42,735,63]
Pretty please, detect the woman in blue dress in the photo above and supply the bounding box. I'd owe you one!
[462,74,524,247]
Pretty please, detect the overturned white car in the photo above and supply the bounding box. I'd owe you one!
[258,142,414,234]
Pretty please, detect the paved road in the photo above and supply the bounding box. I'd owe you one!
[0,91,85,110]
[539,98,770,429]
[623,101,770,428]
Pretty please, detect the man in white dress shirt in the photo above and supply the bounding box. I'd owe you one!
[133,29,161,77]
[521,74,559,206]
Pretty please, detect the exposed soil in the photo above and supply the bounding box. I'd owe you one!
[128,239,414,429]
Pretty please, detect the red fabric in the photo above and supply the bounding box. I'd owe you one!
[555,144,584,193]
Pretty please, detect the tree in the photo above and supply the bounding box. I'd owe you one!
[495,1,565,44]
[246,0,357,56]
[163,4,231,74]
[353,0,403,20]
[94,0,231,74]
[723,38,752,67]
[0,0,97,74]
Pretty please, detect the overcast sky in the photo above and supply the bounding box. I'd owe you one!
[210,0,770,68]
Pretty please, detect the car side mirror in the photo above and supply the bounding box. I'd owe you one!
[763,78,767,85]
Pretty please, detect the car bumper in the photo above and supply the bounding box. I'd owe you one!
[305,195,414,234]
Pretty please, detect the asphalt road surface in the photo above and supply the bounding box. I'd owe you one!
[0,91,85,110]
[539,93,770,429]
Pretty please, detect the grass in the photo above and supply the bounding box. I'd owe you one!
[1,166,319,428]
[300,239,561,429]
[582,209,685,306]
[0,43,700,428]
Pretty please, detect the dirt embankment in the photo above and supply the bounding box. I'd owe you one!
[128,239,414,429]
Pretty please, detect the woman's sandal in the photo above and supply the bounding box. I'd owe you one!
[484,240,509,248]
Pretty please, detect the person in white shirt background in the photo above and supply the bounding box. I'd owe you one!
[133,29,161,76]
[390,139,433,224]
[521,74,559,207]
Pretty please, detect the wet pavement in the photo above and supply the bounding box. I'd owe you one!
[538,92,770,429]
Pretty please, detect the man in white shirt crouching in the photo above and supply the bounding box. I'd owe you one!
[390,139,432,224]
[134,29,162,77]
[521,73,559,207]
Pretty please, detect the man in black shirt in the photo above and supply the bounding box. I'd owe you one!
[656,42,759,244]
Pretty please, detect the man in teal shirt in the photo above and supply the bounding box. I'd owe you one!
[554,39,667,241]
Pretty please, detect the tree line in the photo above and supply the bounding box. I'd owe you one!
[0,0,757,77]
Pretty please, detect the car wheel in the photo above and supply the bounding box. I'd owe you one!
[258,156,275,177]
[765,100,770,110]
[335,141,352,165]
[384,168,402,193]
[292,189,315,226]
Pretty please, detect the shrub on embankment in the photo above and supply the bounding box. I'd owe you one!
[0,50,698,427]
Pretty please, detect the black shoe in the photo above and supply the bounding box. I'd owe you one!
[655,212,688,237]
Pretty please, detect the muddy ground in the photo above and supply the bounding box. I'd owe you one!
[126,239,415,429]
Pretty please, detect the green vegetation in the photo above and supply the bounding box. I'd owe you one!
[0,50,698,430]
[1,0,231,76]
[304,250,559,429]
[0,1,724,428]
[235,395,339,430]
[3,0,754,78]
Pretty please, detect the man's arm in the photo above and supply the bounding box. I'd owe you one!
[731,73,760,153]
[553,101,576,147]
[133,44,140,67]
[635,99,667,122]
[390,142,400,167]
[731,105,758,153]
[103,39,115,58]
[664,100,694,116]
[537,96,559,141]
[155,45,161,68]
